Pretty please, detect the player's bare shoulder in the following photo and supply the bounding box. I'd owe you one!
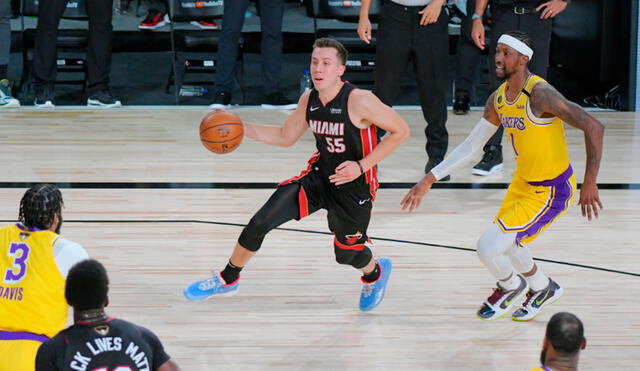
[347,88,382,129]
[348,88,378,107]
[528,80,564,116]
[297,88,313,108]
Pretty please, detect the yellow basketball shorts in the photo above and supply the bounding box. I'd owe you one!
[496,166,576,246]
[0,338,43,371]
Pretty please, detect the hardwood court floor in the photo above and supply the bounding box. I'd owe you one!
[0,108,638,370]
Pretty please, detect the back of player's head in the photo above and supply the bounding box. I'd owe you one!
[313,38,348,66]
[504,30,534,53]
[19,184,63,230]
[546,312,585,355]
[66,259,109,311]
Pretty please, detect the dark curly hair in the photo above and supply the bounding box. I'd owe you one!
[65,259,109,311]
[19,184,63,230]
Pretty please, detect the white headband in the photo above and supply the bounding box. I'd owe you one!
[498,34,533,59]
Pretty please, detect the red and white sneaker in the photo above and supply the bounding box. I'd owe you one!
[190,20,219,30]
[138,10,170,30]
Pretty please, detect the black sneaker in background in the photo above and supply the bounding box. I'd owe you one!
[472,145,503,176]
[453,95,470,115]
[209,91,232,109]
[425,157,451,181]
[34,88,55,108]
[261,91,296,110]
[87,90,122,108]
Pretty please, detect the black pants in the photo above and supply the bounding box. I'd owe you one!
[32,0,114,95]
[373,1,449,160]
[454,0,483,100]
[214,0,284,95]
[485,5,553,149]
[238,170,374,269]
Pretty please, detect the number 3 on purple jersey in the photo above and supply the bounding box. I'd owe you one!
[4,242,31,284]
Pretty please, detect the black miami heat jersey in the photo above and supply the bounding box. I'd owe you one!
[35,318,170,370]
[304,82,379,197]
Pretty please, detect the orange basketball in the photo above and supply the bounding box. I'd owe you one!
[199,110,244,154]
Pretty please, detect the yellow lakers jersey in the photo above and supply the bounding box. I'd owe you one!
[0,224,67,338]
[495,74,570,182]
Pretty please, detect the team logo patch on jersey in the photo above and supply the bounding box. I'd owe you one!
[345,231,363,245]
[330,108,342,114]
[94,325,110,336]
[497,95,503,104]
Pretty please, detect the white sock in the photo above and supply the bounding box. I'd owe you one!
[499,272,520,291]
[526,269,550,291]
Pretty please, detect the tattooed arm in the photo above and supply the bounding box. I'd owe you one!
[529,83,605,220]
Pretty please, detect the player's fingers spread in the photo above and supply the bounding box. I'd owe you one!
[592,203,599,218]
[401,193,410,205]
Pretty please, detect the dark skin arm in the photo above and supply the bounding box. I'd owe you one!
[157,359,180,371]
[529,83,605,220]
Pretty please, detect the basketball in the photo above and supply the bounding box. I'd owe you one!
[199,110,244,154]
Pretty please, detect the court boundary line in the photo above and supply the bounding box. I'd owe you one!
[0,182,637,190]
[3,219,636,278]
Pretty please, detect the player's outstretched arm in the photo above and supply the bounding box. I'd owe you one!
[530,83,605,220]
[243,91,310,147]
[329,90,410,186]
[401,92,500,212]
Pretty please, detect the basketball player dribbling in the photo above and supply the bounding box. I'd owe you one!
[185,38,410,311]
[401,31,604,321]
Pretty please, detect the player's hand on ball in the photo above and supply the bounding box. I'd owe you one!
[578,182,603,221]
[329,161,362,186]
[401,177,434,212]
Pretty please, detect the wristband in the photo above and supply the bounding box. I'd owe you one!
[471,13,482,21]
[357,161,364,175]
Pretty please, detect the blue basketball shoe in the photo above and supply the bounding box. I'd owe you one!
[359,257,392,311]
[184,271,239,301]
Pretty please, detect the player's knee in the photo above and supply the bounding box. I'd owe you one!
[238,214,273,252]
[249,213,273,233]
[334,245,372,269]
[476,232,495,263]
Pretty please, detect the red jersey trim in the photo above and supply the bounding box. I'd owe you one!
[334,235,365,251]
[279,152,321,186]
[298,186,310,219]
[359,125,379,200]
